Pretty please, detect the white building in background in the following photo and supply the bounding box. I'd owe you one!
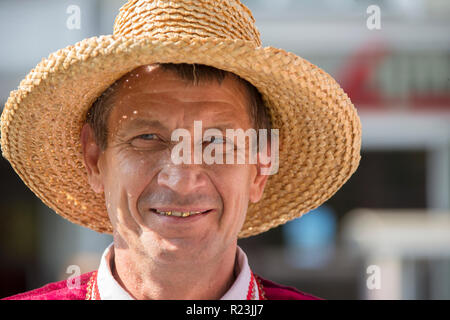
[0,0,449,298]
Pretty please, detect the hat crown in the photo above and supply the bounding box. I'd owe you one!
[113,0,261,46]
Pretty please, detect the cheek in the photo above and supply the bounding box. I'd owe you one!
[218,164,253,190]
[105,150,162,201]
[103,150,164,232]
[212,164,253,219]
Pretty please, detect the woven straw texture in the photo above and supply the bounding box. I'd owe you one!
[0,0,361,238]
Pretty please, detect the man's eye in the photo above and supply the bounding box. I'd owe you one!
[204,136,235,151]
[130,133,165,149]
[136,134,157,140]
[208,136,225,144]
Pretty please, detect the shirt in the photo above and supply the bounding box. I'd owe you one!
[96,242,259,300]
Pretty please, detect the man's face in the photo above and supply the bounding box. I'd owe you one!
[81,65,269,262]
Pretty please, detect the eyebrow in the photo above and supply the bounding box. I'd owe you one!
[117,118,244,136]
[203,123,241,133]
[117,118,168,136]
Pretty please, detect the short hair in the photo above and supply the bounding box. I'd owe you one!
[85,63,272,151]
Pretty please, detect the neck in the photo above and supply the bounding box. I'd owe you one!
[111,242,238,300]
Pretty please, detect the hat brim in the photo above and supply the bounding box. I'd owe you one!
[1,35,361,238]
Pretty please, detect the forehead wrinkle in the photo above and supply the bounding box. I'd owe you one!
[114,93,246,123]
[202,107,252,126]
[116,74,248,104]
[115,118,170,138]
[118,90,244,107]
[110,74,252,133]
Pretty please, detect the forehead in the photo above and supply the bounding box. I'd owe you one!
[107,65,253,133]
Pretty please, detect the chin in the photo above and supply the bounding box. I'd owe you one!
[140,228,207,246]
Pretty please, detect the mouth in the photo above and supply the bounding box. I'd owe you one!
[150,208,213,218]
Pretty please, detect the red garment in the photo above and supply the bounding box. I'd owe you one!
[2,271,323,300]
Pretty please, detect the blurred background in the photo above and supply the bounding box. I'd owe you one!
[1,0,449,300]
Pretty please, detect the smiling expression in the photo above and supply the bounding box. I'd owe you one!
[82,64,269,261]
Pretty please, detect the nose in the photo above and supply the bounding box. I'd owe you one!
[157,165,208,195]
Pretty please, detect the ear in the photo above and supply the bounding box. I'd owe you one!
[249,143,272,204]
[80,123,104,194]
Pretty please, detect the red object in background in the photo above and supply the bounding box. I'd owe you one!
[410,93,450,110]
[338,41,389,108]
[338,40,450,110]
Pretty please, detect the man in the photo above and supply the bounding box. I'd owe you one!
[1,0,361,300]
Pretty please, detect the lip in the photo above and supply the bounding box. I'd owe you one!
[151,207,213,213]
[150,208,215,223]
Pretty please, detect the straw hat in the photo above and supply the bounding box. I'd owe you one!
[0,0,361,238]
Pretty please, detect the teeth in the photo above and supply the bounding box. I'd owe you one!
[154,209,205,217]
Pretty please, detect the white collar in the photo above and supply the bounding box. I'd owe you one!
[96,242,258,300]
